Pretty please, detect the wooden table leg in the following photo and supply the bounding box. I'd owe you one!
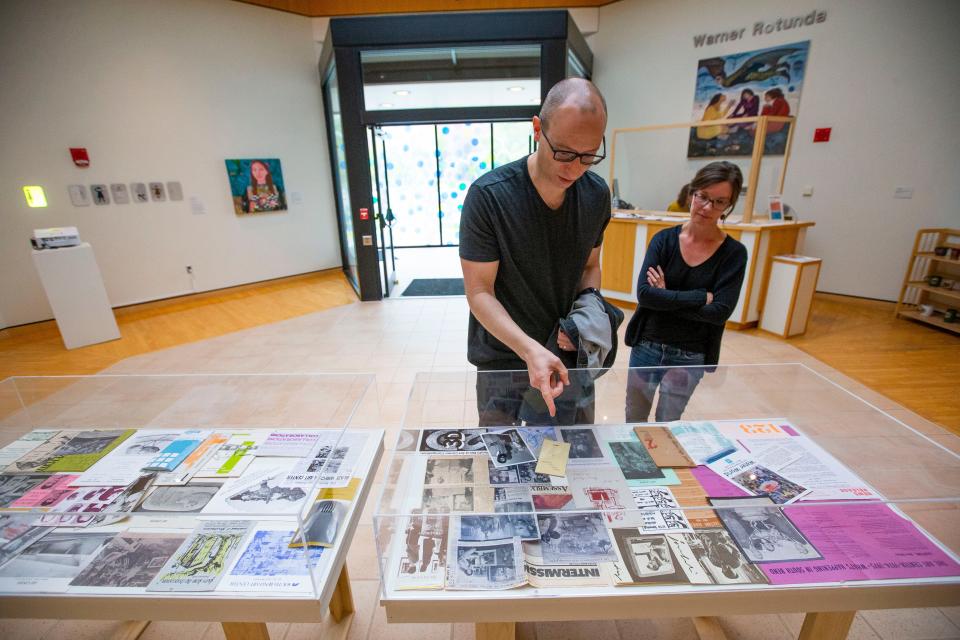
[222,622,270,640]
[329,563,355,623]
[693,616,729,640]
[798,611,856,640]
[476,621,515,640]
[113,621,151,640]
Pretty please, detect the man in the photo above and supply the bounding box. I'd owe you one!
[459,78,610,424]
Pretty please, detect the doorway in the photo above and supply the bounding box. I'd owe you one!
[369,121,533,296]
[320,10,594,300]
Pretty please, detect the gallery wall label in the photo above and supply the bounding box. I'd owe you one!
[149,182,166,202]
[91,184,110,205]
[167,181,184,201]
[131,183,148,203]
[693,10,826,48]
[111,183,130,204]
[68,184,90,207]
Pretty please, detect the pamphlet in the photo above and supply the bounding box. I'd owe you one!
[632,426,696,467]
[147,520,252,591]
[38,429,136,473]
[668,422,736,465]
[535,439,570,477]
[75,430,182,486]
[143,430,210,472]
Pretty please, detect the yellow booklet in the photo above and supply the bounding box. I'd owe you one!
[535,439,571,477]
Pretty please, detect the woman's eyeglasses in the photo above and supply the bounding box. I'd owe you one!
[691,191,731,210]
[539,126,606,166]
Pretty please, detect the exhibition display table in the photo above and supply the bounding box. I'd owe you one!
[0,374,384,640]
[376,365,960,640]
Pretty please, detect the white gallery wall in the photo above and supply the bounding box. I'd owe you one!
[0,0,340,328]
[590,0,960,300]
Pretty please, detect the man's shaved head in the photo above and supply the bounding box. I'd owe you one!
[539,78,607,131]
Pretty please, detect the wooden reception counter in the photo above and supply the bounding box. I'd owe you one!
[600,211,815,329]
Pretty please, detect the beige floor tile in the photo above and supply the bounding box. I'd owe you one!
[860,608,960,639]
[452,621,537,640]
[140,621,214,640]
[709,614,791,640]
[613,617,699,640]
[0,618,58,640]
[201,622,288,639]
[942,607,960,629]
[45,619,142,640]
[535,620,620,640]
[286,579,380,640]
[780,613,880,640]
[367,601,451,640]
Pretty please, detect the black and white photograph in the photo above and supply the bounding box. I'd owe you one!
[710,496,822,563]
[136,484,221,513]
[419,429,487,454]
[396,513,448,590]
[421,486,475,513]
[608,441,665,481]
[730,464,809,504]
[666,528,768,584]
[69,532,187,588]
[610,530,688,584]
[424,457,475,485]
[487,460,552,485]
[559,428,605,462]
[0,517,52,570]
[447,538,524,590]
[481,429,536,468]
[0,530,117,591]
[5,432,73,473]
[0,474,47,507]
[535,512,617,563]
[49,430,128,457]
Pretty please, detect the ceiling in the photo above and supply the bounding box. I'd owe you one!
[233,0,614,18]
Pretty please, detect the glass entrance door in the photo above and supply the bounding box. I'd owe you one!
[322,63,359,292]
[371,121,534,250]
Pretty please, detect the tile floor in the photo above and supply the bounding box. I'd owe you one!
[2,297,958,640]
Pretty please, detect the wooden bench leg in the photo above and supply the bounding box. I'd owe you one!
[113,621,150,640]
[476,621,515,640]
[222,622,270,640]
[328,563,355,623]
[799,611,856,640]
[693,616,729,640]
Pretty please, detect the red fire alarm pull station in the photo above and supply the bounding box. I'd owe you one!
[813,128,831,143]
[359,207,369,220]
[70,148,90,167]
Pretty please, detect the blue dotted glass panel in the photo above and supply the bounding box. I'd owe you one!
[380,125,441,247]
[437,123,492,246]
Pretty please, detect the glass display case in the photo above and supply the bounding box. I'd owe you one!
[375,364,960,640]
[0,373,384,633]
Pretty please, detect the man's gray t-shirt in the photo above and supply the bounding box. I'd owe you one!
[459,156,611,369]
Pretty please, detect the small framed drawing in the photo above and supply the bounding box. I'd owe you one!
[768,195,784,221]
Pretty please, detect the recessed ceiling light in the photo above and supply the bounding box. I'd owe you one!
[380,102,394,108]
[507,86,524,92]
[393,90,411,96]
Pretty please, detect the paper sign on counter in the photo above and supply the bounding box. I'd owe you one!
[535,439,570,477]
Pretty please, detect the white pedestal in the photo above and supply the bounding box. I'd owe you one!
[760,255,822,338]
[32,243,121,349]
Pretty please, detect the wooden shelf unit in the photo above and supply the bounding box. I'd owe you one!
[895,228,960,334]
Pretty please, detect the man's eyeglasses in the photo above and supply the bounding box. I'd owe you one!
[539,127,606,166]
[691,191,731,210]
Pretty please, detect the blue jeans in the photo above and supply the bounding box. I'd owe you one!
[626,340,706,422]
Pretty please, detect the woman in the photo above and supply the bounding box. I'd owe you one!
[246,160,283,213]
[624,162,748,422]
[666,183,690,213]
[761,88,791,153]
[695,94,729,140]
[730,88,759,119]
